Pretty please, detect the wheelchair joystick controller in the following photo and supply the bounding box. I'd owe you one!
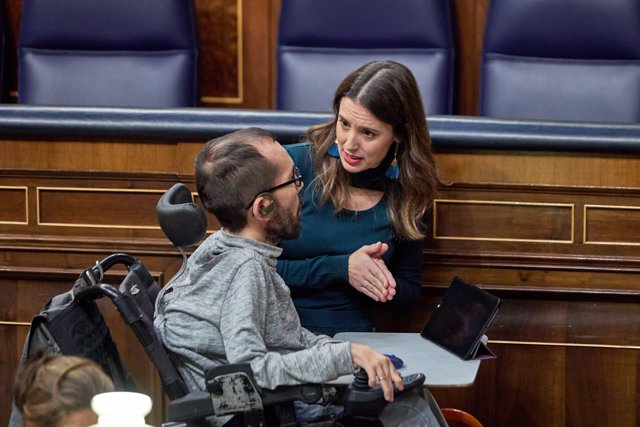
[341,368,426,424]
[342,369,385,423]
[351,368,372,390]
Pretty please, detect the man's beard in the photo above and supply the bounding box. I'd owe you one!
[264,199,301,244]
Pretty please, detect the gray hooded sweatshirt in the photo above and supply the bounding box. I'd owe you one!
[154,229,354,393]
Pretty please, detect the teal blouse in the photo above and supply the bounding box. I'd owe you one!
[277,142,423,336]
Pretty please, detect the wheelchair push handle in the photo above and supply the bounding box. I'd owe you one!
[81,253,138,286]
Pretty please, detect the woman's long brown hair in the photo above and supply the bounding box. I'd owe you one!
[308,60,439,240]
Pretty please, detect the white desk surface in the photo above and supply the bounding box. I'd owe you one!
[332,332,480,388]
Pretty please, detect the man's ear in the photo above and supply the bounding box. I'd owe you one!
[257,193,275,217]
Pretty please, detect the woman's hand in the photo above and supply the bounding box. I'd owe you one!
[348,242,397,301]
[350,342,404,401]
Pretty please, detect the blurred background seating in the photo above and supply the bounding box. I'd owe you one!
[276,0,455,114]
[18,0,199,107]
[479,0,640,123]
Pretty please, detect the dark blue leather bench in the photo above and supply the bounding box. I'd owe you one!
[1,105,639,154]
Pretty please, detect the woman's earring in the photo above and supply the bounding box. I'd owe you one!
[385,144,400,180]
[327,139,340,158]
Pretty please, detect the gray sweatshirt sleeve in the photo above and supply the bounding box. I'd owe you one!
[219,260,354,390]
[300,327,335,347]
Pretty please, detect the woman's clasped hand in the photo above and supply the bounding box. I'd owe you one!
[348,242,397,302]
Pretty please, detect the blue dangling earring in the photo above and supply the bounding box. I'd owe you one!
[327,139,340,158]
[385,144,400,180]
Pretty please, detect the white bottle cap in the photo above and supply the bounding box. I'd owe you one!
[90,391,154,427]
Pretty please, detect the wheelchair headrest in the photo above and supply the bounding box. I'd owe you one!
[156,183,207,248]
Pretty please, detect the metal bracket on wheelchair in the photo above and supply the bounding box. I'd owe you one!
[81,261,103,287]
[207,369,264,415]
[81,253,138,287]
[168,368,264,423]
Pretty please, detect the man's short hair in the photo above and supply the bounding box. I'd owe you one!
[195,127,277,231]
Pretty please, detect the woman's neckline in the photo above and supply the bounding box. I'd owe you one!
[342,186,384,213]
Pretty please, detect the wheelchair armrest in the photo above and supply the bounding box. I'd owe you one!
[261,383,323,406]
[206,363,322,405]
[169,364,428,425]
[168,364,323,424]
[167,391,214,423]
[169,364,263,422]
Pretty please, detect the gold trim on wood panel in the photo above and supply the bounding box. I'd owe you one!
[432,199,575,243]
[36,187,164,230]
[583,204,640,246]
[0,186,29,225]
[0,321,31,326]
[490,339,640,350]
[200,0,244,104]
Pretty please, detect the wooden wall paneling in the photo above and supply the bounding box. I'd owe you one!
[564,347,637,426]
[0,177,222,257]
[452,0,488,115]
[434,199,574,242]
[2,116,640,426]
[197,0,275,109]
[36,187,164,229]
[0,186,27,223]
[435,151,640,189]
[0,136,221,244]
[585,205,640,245]
[0,322,28,427]
[0,139,185,172]
[196,0,241,105]
[426,182,640,286]
[3,0,20,98]
[426,292,640,427]
[0,172,176,241]
[422,264,640,295]
[238,0,276,109]
[0,169,190,426]
[0,152,224,424]
[374,291,435,334]
[385,141,640,426]
[270,0,281,107]
[185,0,277,109]
[492,344,567,427]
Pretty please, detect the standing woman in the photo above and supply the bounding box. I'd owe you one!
[278,60,439,336]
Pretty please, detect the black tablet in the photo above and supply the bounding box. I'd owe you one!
[420,277,502,360]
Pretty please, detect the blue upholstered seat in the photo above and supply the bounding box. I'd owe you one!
[276,0,455,114]
[18,0,199,107]
[479,0,640,123]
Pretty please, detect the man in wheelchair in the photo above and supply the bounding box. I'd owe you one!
[154,128,447,426]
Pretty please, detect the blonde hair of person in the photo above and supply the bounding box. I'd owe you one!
[13,353,115,427]
[308,60,439,240]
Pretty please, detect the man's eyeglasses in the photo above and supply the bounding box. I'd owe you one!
[245,166,303,209]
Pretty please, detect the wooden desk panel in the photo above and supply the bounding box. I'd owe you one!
[1,123,640,426]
